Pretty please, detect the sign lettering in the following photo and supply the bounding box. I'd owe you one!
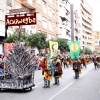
[5,13,36,26]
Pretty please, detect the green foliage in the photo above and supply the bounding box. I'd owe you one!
[4,32,70,52]
[28,32,47,50]
[4,33,28,43]
[56,38,69,52]
[81,48,92,54]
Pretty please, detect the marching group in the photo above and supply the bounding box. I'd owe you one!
[33,53,100,88]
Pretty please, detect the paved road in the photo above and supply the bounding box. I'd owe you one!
[1,63,100,100]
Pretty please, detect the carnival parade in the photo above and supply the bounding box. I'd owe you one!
[0,41,100,91]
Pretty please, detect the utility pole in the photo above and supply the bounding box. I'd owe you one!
[70,4,74,41]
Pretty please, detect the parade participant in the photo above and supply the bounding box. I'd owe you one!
[93,55,98,69]
[73,59,81,79]
[42,55,52,88]
[39,54,45,75]
[97,56,100,68]
[53,61,63,85]
[51,57,57,76]
[82,56,87,68]
[63,56,67,69]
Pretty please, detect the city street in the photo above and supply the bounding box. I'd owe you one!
[1,63,100,100]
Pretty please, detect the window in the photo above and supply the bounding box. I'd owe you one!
[48,20,52,31]
[0,10,4,21]
[42,0,47,14]
[37,13,41,21]
[37,0,41,4]
[42,17,47,29]
[52,22,55,28]
[52,9,54,15]
[7,0,12,7]
[48,6,52,17]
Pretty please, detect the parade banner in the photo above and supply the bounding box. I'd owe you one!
[68,41,80,59]
[49,41,58,58]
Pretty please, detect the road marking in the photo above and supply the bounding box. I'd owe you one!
[36,82,43,86]
[48,65,94,100]
[32,86,41,89]
[48,81,75,100]
[80,66,93,78]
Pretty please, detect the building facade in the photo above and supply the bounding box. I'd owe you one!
[0,0,13,54]
[92,31,100,53]
[57,0,71,40]
[81,0,93,50]
[74,10,81,41]
[71,0,93,50]
[13,0,58,40]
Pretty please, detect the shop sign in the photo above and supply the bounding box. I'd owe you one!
[5,13,36,26]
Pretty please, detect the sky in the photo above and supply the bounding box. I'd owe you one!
[86,0,100,31]
[70,0,100,31]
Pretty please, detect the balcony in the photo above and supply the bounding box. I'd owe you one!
[81,14,92,25]
[82,24,92,34]
[59,13,70,21]
[21,0,36,9]
[59,22,70,31]
[82,19,92,29]
[61,1,70,12]
[81,4,92,18]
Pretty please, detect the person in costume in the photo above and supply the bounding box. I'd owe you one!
[51,57,57,76]
[97,56,100,68]
[42,55,52,88]
[53,61,63,85]
[63,56,68,68]
[73,59,82,79]
[93,55,98,69]
[82,56,87,68]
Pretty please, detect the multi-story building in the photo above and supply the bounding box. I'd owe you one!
[74,10,81,41]
[13,0,58,40]
[92,31,100,53]
[57,0,71,40]
[81,0,93,50]
[71,0,93,50]
[0,0,13,54]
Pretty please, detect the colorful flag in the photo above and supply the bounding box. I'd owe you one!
[68,41,80,59]
[49,41,58,58]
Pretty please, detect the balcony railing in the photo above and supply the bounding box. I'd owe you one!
[81,14,92,25]
[81,6,92,18]
[82,18,92,29]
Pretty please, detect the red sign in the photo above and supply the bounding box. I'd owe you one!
[4,43,14,55]
[5,13,36,26]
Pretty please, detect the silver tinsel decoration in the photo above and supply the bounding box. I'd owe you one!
[5,42,36,80]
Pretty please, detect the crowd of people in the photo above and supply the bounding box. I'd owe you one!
[33,52,100,88]
[1,51,100,88]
